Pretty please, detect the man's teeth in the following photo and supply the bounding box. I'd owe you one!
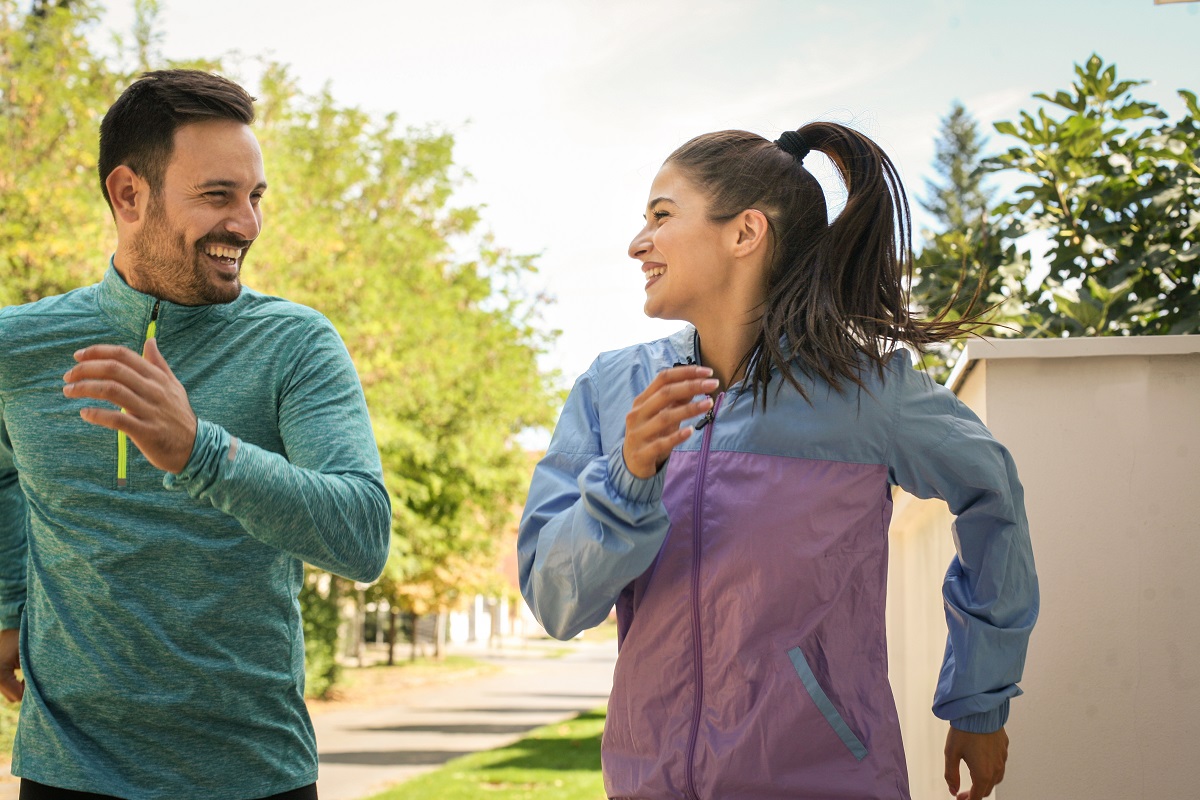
[646,267,666,278]
[205,246,242,260]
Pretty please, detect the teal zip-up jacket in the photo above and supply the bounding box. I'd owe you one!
[0,265,391,799]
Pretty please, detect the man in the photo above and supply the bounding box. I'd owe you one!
[0,70,391,799]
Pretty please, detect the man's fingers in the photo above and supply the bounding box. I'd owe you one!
[142,338,173,375]
[73,344,156,375]
[63,357,149,391]
[64,379,147,414]
[76,406,142,435]
[0,673,23,703]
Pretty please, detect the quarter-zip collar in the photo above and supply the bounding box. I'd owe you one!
[96,257,222,338]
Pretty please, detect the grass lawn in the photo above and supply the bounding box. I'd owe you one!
[368,706,608,800]
[0,699,18,757]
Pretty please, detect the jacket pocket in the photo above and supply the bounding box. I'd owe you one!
[786,646,868,761]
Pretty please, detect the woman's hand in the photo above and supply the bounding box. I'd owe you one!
[622,365,718,479]
[945,726,1008,799]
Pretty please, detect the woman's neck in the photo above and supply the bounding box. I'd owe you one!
[694,313,760,393]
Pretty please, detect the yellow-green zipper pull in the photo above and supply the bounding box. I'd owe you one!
[117,301,160,489]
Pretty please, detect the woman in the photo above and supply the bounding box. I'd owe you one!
[518,123,1038,800]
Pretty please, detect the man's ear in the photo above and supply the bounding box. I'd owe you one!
[731,208,770,258]
[105,166,148,224]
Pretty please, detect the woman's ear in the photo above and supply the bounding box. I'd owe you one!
[731,208,770,259]
[105,166,148,225]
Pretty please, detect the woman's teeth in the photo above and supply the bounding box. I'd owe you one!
[646,267,666,278]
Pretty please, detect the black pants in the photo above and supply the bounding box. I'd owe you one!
[19,780,318,800]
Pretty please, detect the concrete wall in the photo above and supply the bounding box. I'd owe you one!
[888,336,1200,799]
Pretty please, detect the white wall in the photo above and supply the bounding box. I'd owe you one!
[888,337,1200,799]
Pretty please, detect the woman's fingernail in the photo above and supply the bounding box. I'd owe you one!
[700,379,719,391]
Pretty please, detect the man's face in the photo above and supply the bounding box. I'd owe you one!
[131,119,267,306]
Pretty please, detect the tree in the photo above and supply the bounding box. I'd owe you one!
[912,56,1199,384]
[911,103,1027,379]
[922,102,995,232]
[0,0,117,306]
[248,66,558,658]
[992,54,1199,336]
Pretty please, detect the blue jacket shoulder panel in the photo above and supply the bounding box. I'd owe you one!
[519,330,694,639]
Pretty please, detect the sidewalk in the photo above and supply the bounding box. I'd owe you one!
[314,637,617,800]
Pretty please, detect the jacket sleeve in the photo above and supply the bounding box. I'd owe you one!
[518,365,671,640]
[886,359,1039,734]
[0,407,27,630]
[163,316,391,583]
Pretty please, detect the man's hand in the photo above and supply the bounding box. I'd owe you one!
[622,365,718,479]
[945,726,1008,799]
[64,339,197,474]
[0,628,23,702]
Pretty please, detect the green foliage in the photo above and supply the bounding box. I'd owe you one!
[299,568,342,699]
[913,56,1199,383]
[1,3,558,689]
[370,707,607,800]
[248,65,559,620]
[912,102,1025,379]
[921,101,995,232]
[991,54,1199,336]
[0,692,18,756]
[0,0,118,306]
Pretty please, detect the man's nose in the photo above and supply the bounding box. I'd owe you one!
[225,199,261,241]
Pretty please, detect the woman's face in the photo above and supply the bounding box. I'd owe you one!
[628,162,737,325]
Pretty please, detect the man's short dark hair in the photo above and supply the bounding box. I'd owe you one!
[98,69,256,212]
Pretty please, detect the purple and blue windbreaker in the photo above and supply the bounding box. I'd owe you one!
[518,327,1038,800]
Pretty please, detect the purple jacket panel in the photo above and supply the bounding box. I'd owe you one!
[604,449,909,799]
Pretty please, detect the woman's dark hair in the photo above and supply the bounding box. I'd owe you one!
[666,123,982,406]
[98,69,256,213]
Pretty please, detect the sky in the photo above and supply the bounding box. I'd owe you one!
[97,0,1200,386]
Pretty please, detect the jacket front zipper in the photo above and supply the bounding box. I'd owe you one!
[684,391,722,799]
[117,301,159,489]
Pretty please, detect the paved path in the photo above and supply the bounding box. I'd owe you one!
[314,639,617,800]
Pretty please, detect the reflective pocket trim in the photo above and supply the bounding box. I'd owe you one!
[787,646,868,761]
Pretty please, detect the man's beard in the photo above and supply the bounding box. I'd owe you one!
[131,199,245,306]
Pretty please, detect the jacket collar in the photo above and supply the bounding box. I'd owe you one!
[97,257,223,338]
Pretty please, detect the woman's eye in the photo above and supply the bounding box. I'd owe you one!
[652,210,670,221]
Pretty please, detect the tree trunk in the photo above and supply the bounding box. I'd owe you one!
[386,607,398,666]
[409,614,419,662]
[433,609,446,660]
[353,586,366,667]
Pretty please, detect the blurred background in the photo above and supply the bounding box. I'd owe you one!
[1,2,1197,798]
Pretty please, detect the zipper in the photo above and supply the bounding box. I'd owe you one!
[117,301,159,489]
[684,391,722,800]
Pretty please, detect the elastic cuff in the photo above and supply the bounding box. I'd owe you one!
[605,442,665,505]
[0,602,24,631]
[163,419,232,494]
[951,699,1010,734]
